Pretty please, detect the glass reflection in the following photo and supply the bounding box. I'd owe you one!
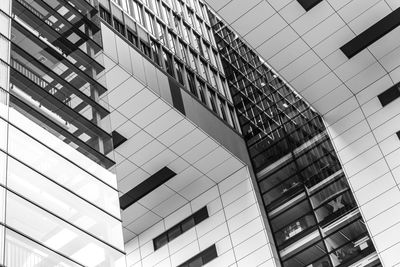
[7,125,120,218]
[5,229,80,267]
[6,191,125,267]
[7,157,124,250]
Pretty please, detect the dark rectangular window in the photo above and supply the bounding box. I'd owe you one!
[153,206,209,250]
[162,49,174,76]
[141,41,151,58]
[341,7,400,58]
[187,71,197,96]
[397,131,400,140]
[377,83,400,107]
[177,245,217,267]
[113,17,125,36]
[100,6,112,24]
[151,39,161,65]
[175,61,184,84]
[120,167,176,210]
[127,29,138,47]
[296,0,323,11]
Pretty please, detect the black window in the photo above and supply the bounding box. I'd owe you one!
[378,83,400,107]
[175,61,184,84]
[141,41,151,58]
[162,50,174,76]
[127,29,138,46]
[177,245,218,267]
[113,18,125,36]
[187,71,197,96]
[100,6,112,24]
[341,7,400,58]
[151,39,161,66]
[397,131,400,140]
[153,206,209,250]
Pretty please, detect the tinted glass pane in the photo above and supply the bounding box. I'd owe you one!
[181,217,195,232]
[168,225,182,240]
[154,234,168,250]
[283,241,326,267]
[5,229,80,267]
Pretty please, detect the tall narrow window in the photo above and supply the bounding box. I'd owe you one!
[186,71,197,97]
[113,18,125,36]
[163,50,174,76]
[175,61,184,85]
[151,40,161,66]
[128,0,143,25]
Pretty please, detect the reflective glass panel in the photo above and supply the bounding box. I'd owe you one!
[6,192,125,267]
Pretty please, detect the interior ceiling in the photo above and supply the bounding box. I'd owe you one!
[204,0,400,121]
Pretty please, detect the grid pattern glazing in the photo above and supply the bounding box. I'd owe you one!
[98,0,241,131]
[209,11,382,267]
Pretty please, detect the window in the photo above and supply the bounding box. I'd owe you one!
[99,6,111,24]
[167,31,176,53]
[173,15,182,35]
[153,206,209,250]
[151,39,161,65]
[208,89,217,113]
[186,71,197,96]
[179,42,188,64]
[127,29,138,46]
[175,0,183,14]
[128,0,143,24]
[162,49,174,76]
[199,60,209,81]
[198,81,206,104]
[187,9,194,26]
[182,24,190,41]
[210,70,218,89]
[177,245,217,267]
[141,41,151,58]
[218,98,227,121]
[378,83,400,107]
[189,51,197,70]
[113,17,125,36]
[341,7,400,58]
[148,0,157,13]
[193,33,200,51]
[156,22,166,45]
[144,11,154,34]
[175,61,184,84]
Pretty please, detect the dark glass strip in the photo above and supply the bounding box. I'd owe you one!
[119,167,176,210]
[341,7,400,58]
[177,244,217,267]
[377,82,400,107]
[153,206,209,250]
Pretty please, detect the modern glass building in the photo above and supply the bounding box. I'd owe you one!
[210,13,380,266]
[0,0,125,266]
[1,0,399,266]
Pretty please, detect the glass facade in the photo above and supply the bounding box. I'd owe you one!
[0,0,125,266]
[209,11,382,267]
[97,0,241,131]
